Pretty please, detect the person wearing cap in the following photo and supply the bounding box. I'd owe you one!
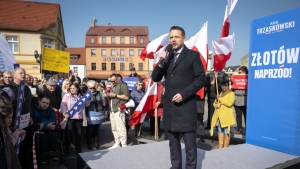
[129,67,139,77]
[38,80,62,112]
[210,79,236,149]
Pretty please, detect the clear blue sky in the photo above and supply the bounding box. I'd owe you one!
[34,0,300,66]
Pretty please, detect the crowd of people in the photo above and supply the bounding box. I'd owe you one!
[0,64,248,169]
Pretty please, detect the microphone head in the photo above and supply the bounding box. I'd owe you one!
[165,44,173,53]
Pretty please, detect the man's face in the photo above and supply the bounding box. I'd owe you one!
[136,82,143,90]
[39,98,50,110]
[25,75,30,82]
[110,76,117,86]
[170,29,186,51]
[14,69,25,81]
[47,85,56,92]
[33,77,38,84]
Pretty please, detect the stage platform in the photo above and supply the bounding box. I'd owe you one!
[77,141,299,169]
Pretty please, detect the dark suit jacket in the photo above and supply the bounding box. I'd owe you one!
[152,45,206,132]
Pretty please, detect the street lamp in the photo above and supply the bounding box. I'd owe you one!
[34,50,42,74]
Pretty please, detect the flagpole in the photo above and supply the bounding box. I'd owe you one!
[155,108,158,140]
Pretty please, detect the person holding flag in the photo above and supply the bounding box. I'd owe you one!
[60,83,91,154]
[152,26,206,169]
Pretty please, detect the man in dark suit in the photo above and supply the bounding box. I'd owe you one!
[152,26,206,169]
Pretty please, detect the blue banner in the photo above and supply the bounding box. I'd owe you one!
[87,111,106,125]
[123,77,138,90]
[247,7,300,156]
[68,91,92,118]
[15,134,22,155]
[56,77,64,86]
[14,81,25,129]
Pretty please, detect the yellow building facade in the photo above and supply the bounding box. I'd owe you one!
[85,24,149,79]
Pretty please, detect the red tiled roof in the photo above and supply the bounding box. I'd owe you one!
[65,47,86,65]
[0,1,59,31]
[86,26,149,36]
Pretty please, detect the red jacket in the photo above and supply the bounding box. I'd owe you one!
[147,82,164,117]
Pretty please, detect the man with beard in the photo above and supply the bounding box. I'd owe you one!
[107,74,129,149]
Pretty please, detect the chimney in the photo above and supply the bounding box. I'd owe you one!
[90,22,95,27]
[108,23,112,26]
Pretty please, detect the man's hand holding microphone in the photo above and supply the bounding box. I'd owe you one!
[158,44,173,66]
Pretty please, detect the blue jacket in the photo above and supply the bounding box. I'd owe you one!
[130,88,145,109]
[33,104,56,131]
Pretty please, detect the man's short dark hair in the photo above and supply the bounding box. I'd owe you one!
[38,95,50,101]
[239,66,248,74]
[170,26,185,37]
[130,67,136,71]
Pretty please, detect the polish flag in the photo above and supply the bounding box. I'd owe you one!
[213,33,235,71]
[185,22,208,99]
[140,33,169,61]
[129,82,157,126]
[221,0,238,37]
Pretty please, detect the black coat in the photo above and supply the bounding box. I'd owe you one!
[39,87,62,109]
[152,45,206,132]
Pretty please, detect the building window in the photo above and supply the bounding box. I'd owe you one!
[111,49,116,56]
[43,39,52,48]
[73,67,78,73]
[111,37,115,43]
[111,63,116,71]
[120,49,125,56]
[91,49,96,56]
[138,63,143,71]
[140,38,144,44]
[101,49,106,56]
[129,63,134,70]
[102,63,106,70]
[129,49,134,56]
[120,37,125,43]
[130,37,134,43]
[6,36,19,53]
[102,37,106,43]
[120,63,125,71]
[70,55,78,60]
[91,38,94,44]
[91,63,96,70]
[138,49,142,56]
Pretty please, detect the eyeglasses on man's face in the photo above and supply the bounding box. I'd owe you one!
[4,76,12,79]
[137,84,143,86]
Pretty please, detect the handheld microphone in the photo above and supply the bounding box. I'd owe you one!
[158,44,173,64]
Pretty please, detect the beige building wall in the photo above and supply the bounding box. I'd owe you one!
[240,53,249,67]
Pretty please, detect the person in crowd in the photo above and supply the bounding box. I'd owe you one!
[0,71,4,87]
[60,83,90,154]
[32,77,38,86]
[85,80,103,150]
[10,68,33,169]
[1,87,26,147]
[234,66,248,135]
[45,74,55,81]
[147,81,164,137]
[107,74,129,149]
[0,94,22,169]
[152,26,206,169]
[130,80,145,139]
[69,72,81,85]
[129,67,139,77]
[210,79,236,149]
[39,80,62,113]
[33,96,60,164]
[3,70,13,85]
[25,74,31,86]
[205,71,228,129]
[61,79,71,98]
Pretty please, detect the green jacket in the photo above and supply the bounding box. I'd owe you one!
[110,83,129,113]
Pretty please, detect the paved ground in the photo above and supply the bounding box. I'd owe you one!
[39,102,248,169]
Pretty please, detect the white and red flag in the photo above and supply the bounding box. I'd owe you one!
[129,82,157,126]
[140,33,169,61]
[221,0,238,38]
[212,33,235,71]
[185,22,208,99]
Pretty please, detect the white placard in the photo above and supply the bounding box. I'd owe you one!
[19,112,30,129]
